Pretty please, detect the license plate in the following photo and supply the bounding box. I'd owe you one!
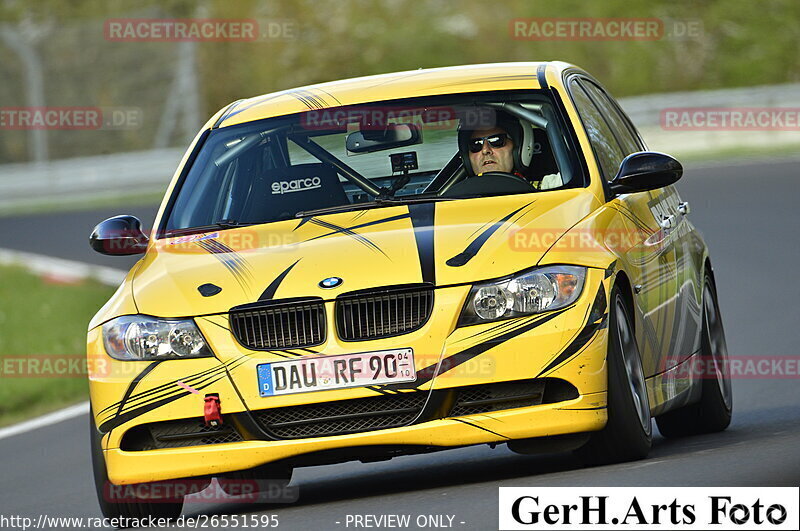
[257,348,416,397]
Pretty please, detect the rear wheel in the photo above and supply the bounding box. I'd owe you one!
[576,285,652,464]
[90,410,184,521]
[656,273,732,437]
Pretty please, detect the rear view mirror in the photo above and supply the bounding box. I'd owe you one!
[609,151,683,195]
[346,123,421,154]
[89,215,149,255]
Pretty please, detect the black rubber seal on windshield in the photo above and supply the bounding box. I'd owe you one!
[537,64,548,88]
[157,128,211,239]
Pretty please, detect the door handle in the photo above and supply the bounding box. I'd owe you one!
[677,201,690,216]
[659,214,676,230]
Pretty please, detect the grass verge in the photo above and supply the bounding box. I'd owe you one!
[0,265,115,427]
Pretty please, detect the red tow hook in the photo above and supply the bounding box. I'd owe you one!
[204,394,222,427]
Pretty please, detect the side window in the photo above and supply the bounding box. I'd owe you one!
[581,81,641,155]
[569,79,624,180]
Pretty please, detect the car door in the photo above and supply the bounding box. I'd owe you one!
[567,76,682,375]
[581,79,702,364]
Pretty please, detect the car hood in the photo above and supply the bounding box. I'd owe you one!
[131,190,597,317]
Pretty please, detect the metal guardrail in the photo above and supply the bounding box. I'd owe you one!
[618,82,800,127]
[619,83,800,157]
[2,83,799,211]
[0,148,182,210]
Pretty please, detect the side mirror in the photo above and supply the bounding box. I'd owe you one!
[609,151,683,195]
[346,123,421,154]
[89,215,149,255]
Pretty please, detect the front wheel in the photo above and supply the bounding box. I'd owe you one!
[656,273,732,437]
[576,285,652,464]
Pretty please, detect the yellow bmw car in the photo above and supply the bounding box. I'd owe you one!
[87,62,732,518]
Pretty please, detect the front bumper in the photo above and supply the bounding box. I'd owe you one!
[105,391,606,484]
[89,269,612,484]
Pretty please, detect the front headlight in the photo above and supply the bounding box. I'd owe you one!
[458,265,586,326]
[102,315,213,361]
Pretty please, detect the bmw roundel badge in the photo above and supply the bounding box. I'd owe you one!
[319,276,343,289]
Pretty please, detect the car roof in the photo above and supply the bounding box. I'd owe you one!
[215,62,576,128]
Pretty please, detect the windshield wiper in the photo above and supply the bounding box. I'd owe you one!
[213,219,253,229]
[163,220,256,238]
[378,196,457,205]
[295,196,455,218]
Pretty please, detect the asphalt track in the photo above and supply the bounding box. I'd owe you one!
[1,157,798,530]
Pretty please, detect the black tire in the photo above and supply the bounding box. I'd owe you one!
[90,409,184,522]
[656,273,732,437]
[576,285,652,464]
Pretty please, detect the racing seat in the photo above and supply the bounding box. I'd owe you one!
[240,163,349,222]
[525,128,562,189]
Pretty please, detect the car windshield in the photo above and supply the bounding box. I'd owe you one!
[163,92,580,236]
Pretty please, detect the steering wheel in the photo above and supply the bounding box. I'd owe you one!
[440,170,536,198]
[477,171,534,187]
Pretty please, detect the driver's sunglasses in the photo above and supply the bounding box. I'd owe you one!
[468,133,510,153]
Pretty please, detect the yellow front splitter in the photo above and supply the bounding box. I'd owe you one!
[105,391,606,484]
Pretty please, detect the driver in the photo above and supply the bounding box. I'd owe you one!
[459,111,524,177]
[458,110,561,189]
[467,126,518,176]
